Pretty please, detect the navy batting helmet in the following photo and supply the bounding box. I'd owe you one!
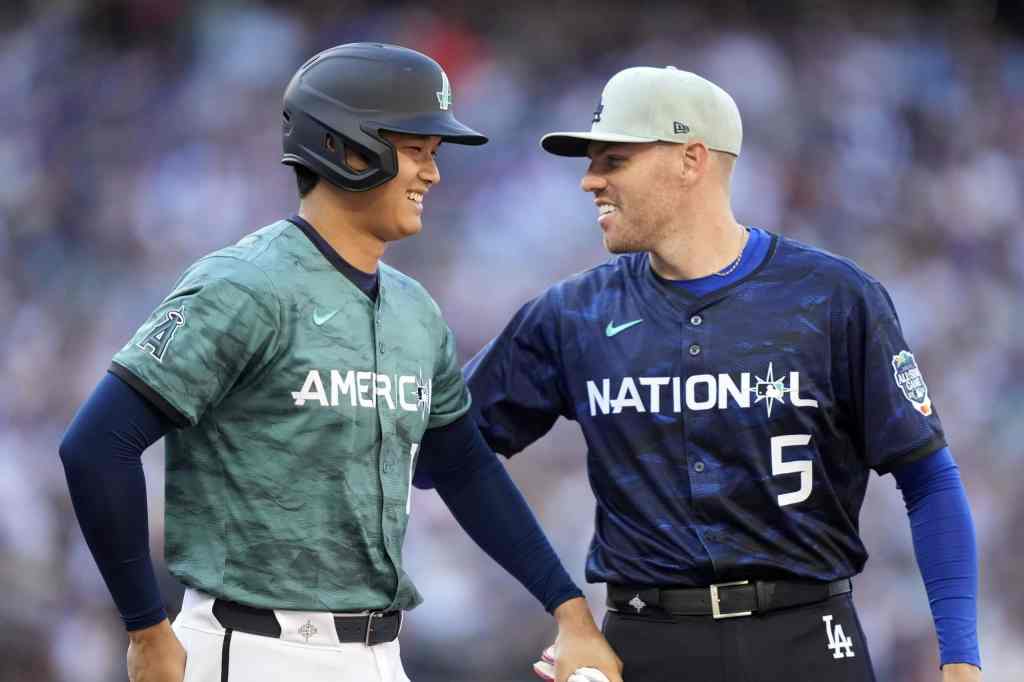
[281,43,487,192]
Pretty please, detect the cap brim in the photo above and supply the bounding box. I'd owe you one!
[540,131,659,157]
[377,113,488,146]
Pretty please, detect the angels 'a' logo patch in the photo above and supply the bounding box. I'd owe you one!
[138,307,185,362]
[892,350,932,416]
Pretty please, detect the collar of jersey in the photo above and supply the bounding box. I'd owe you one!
[639,230,780,317]
[287,215,380,302]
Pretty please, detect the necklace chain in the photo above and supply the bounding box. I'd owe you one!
[714,252,743,277]
[713,228,748,278]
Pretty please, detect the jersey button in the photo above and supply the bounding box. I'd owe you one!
[379,342,386,354]
[690,314,703,326]
[693,461,705,473]
[688,343,701,356]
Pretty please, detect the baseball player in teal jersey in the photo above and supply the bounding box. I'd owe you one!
[59,44,622,682]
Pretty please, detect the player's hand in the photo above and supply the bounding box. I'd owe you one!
[126,619,187,682]
[941,663,981,682]
[544,597,623,682]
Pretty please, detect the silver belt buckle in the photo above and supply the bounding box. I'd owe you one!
[710,580,753,619]
[364,611,385,646]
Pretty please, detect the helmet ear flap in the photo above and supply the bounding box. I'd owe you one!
[281,104,396,191]
[325,133,372,174]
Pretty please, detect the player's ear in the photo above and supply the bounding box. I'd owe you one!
[678,142,708,187]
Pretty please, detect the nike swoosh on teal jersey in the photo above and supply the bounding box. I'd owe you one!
[313,309,339,326]
[605,319,644,337]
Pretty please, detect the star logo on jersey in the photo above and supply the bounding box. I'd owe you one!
[415,369,432,420]
[313,308,339,326]
[605,319,644,337]
[752,362,791,417]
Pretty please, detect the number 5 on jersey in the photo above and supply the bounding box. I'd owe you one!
[771,434,812,507]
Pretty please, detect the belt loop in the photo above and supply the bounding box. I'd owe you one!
[754,580,772,612]
[829,578,852,597]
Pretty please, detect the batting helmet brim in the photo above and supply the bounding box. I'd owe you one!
[374,113,488,146]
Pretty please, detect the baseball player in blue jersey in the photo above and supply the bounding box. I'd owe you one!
[466,67,982,682]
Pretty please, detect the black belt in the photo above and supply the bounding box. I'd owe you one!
[607,578,852,619]
[212,599,402,645]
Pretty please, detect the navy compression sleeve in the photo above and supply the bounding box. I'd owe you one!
[892,447,980,668]
[59,372,173,630]
[416,415,583,613]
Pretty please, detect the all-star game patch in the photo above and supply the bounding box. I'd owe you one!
[892,350,932,416]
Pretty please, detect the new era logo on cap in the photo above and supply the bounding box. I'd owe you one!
[541,66,742,157]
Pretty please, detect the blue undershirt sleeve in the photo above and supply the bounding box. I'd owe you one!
[892,447,981,669]
[59,371,173,631]
[417,415,583,613]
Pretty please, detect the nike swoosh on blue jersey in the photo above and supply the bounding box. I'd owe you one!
[605,319,644,337]
[313,309,339,326]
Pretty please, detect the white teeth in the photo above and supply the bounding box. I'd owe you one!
[407,192,423,203]
[598,205,617,215]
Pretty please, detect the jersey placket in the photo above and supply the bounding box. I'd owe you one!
[372,282,406,601]
[679,303,727,575]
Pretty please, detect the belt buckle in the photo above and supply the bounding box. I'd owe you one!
[364,612,385,646]
[710,580,752,619]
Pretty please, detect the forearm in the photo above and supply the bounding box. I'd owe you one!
[436,453,582,611]
[419,416,583,612]
[893,448,981,668]
[59,372,172,630]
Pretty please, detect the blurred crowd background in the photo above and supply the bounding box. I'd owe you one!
[2,0,1022,680]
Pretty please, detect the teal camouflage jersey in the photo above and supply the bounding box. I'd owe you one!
[110,219,470,612]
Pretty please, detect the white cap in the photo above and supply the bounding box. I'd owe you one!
[541,66,742,157]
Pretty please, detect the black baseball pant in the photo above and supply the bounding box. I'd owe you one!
[602,593,877,682]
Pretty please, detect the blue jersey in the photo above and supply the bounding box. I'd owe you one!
[464,232,946,586]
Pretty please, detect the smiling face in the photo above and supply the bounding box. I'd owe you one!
[581,141,686,254]
[342,131,442,243]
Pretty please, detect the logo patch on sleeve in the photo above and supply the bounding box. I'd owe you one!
[138,307,185,362]
[892,350,932,416]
